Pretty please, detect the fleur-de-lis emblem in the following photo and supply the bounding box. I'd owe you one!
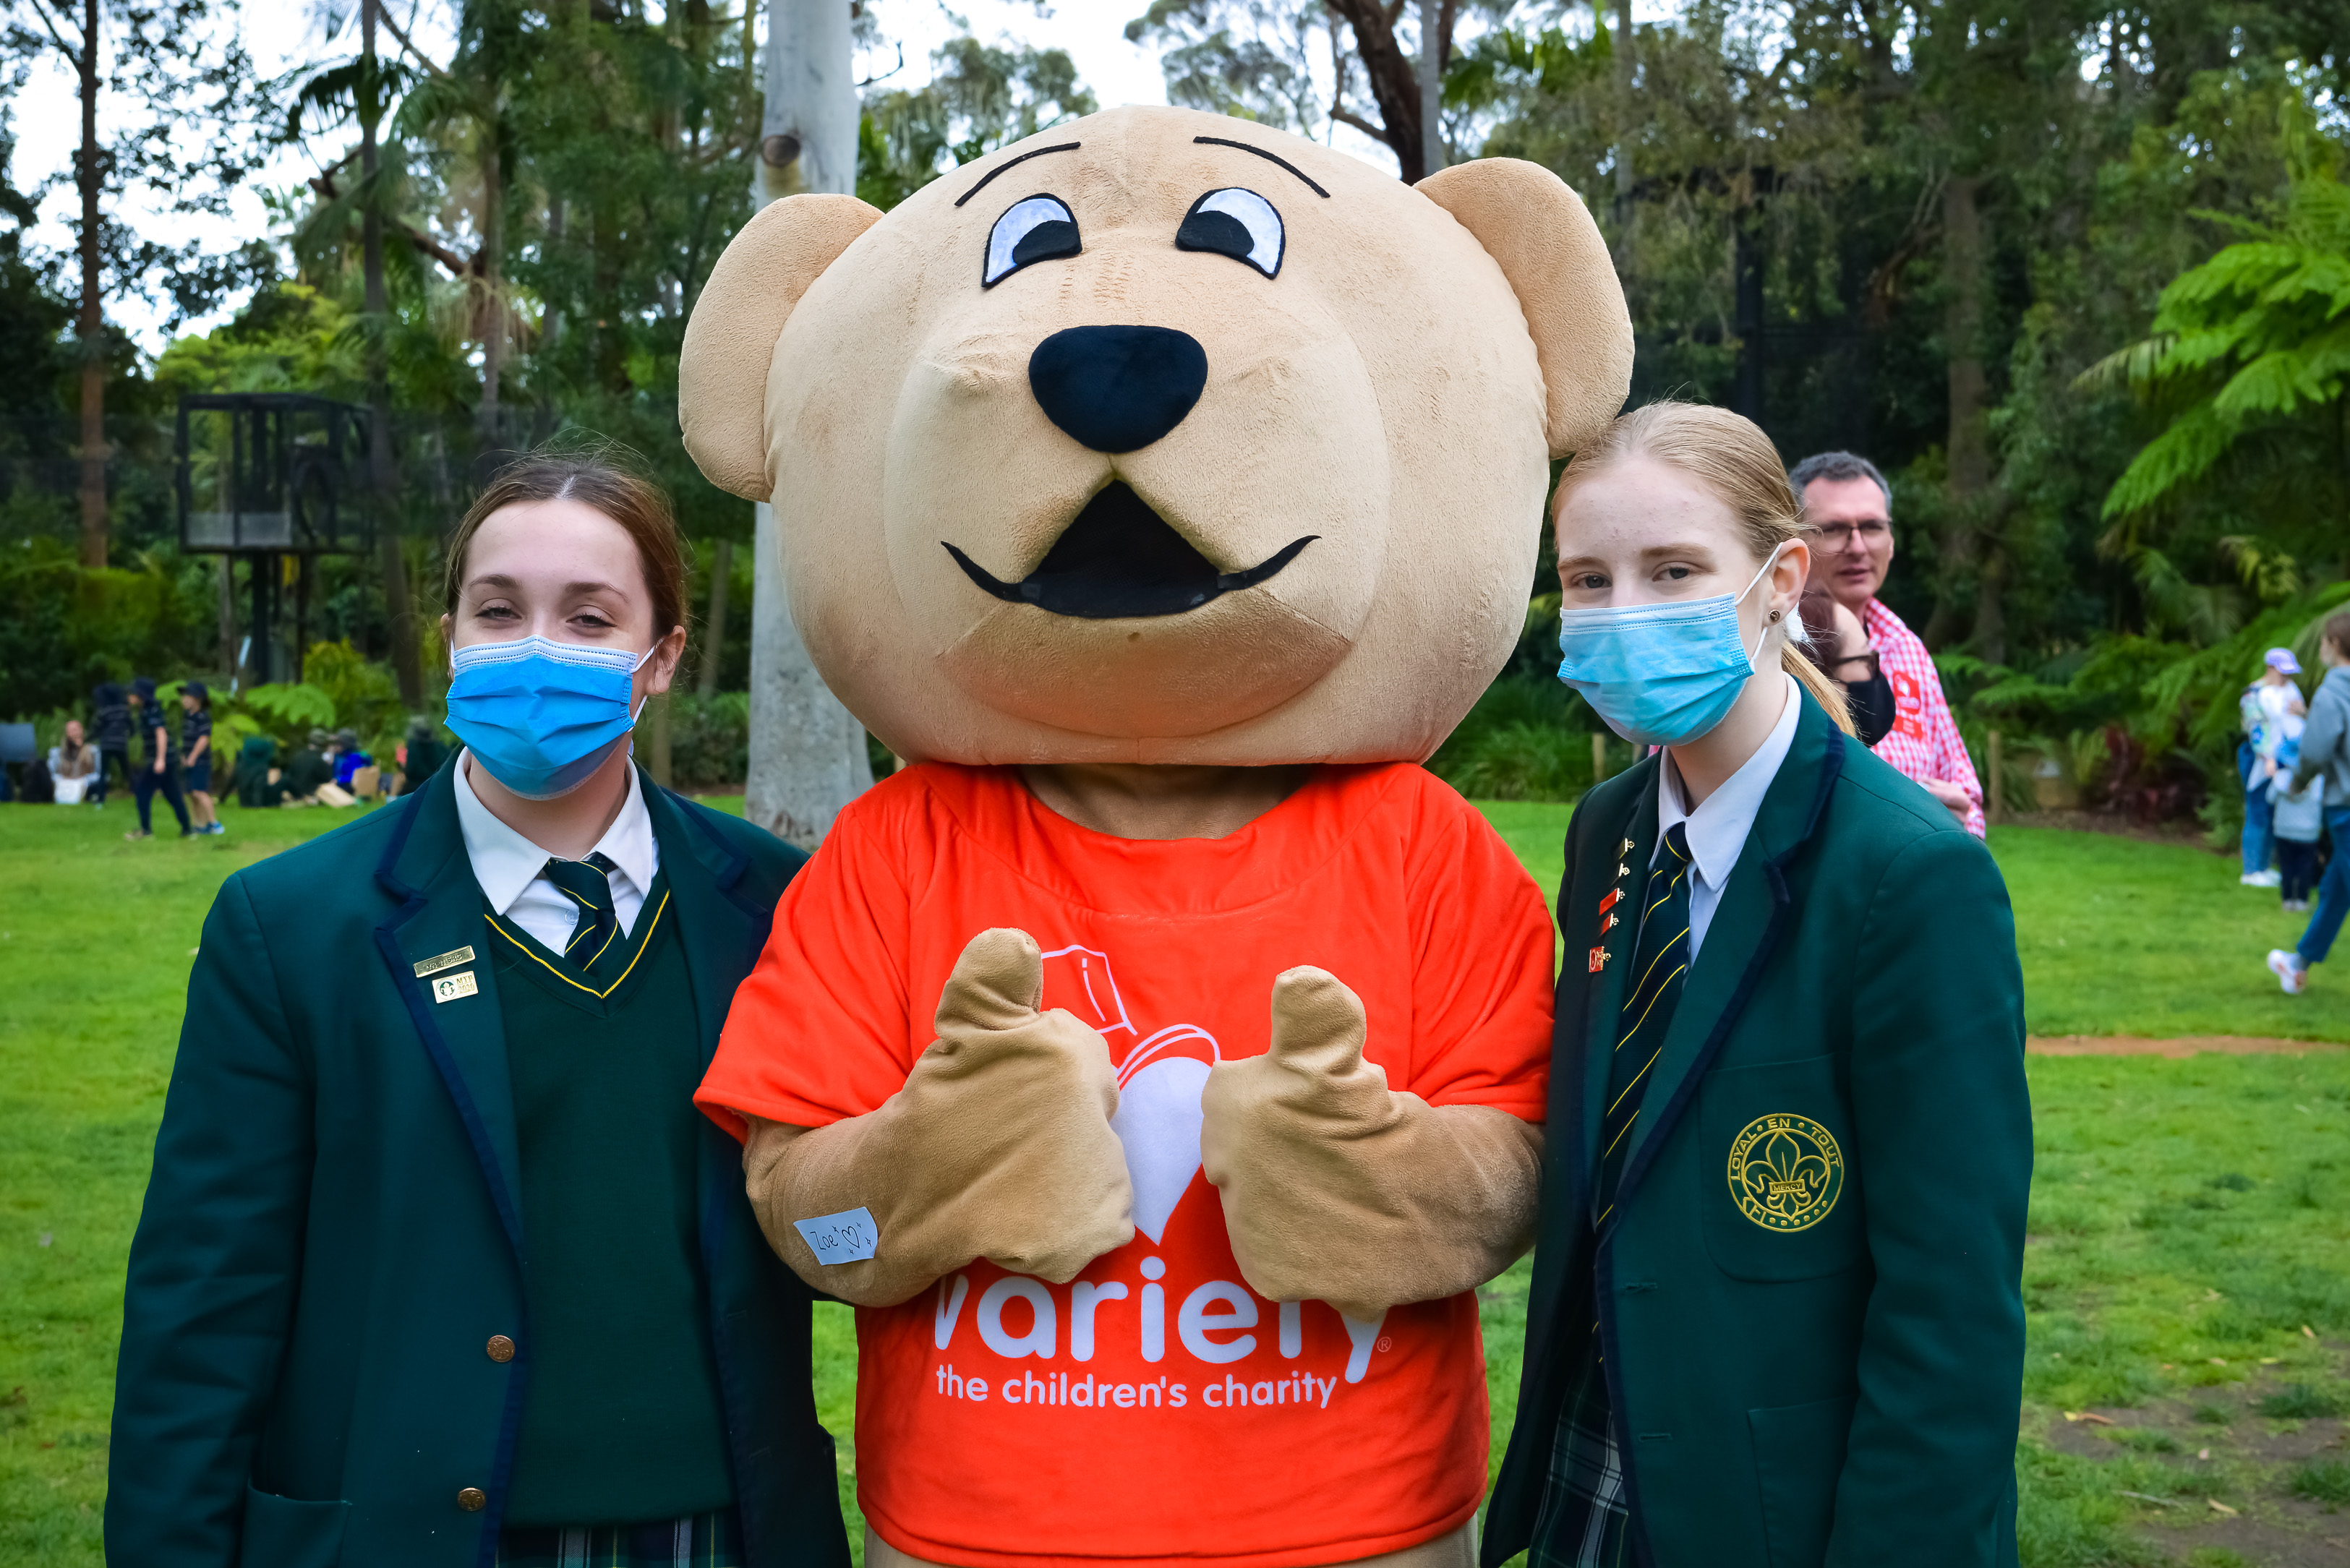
[1726,1113,1844,1232]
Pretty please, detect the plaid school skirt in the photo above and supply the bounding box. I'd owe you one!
[495,1508,740,1568]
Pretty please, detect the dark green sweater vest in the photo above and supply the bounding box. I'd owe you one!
[489,878,735,1526]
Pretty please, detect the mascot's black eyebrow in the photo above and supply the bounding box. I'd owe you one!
[1192,136,1330,198]
[954,142,1082,207]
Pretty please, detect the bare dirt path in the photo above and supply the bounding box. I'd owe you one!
[2028,1034,2349,1056]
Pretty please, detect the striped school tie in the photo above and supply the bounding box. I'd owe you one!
[1593,822,1691,1228]
[540,852,621,975]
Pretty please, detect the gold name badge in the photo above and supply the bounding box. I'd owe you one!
[1727,1113,1844,1232]
[414,947,477,979]
[432,970,479,1004]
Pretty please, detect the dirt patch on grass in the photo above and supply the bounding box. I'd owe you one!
[2029,1035,2350,1057]
[2043,1368,2350,1566]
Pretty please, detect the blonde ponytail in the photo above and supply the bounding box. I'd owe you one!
[1555,400,1859,739]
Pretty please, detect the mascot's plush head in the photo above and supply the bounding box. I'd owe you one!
[680,105,1631,765]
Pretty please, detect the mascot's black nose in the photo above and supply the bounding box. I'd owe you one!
[1027,325,1208,453]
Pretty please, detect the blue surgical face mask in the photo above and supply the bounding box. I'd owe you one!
[445,635,654,800]
[1556,545,1790,748]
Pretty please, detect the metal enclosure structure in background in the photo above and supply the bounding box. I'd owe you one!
[174,393,372,685]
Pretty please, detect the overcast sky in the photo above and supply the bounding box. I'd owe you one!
[6,0,1187,351]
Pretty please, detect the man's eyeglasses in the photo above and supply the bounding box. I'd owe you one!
[1811,518,1892,553]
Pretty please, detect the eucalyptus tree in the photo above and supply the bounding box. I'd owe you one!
[1,0,268,564]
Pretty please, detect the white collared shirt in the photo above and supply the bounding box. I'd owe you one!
[1654,673,1802,959]
[452,750,659,955]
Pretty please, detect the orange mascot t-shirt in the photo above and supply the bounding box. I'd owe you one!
[698,761,1555,1568]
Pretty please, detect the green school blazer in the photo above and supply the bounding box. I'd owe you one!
[1483,693,2030,1568]
[106,764,850,1568]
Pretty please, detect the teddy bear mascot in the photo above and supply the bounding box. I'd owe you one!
[680,106,1631,1568]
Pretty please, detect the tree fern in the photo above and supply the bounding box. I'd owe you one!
[2093,142,2350,521]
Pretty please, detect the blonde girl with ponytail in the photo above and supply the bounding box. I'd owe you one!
[1549,400,1850,806]
[1484,397,2030,1567]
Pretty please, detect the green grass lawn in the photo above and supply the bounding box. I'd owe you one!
[3,794,2345,1565]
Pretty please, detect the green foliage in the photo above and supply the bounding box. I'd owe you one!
[153,285,362,398]
[2291,1456,2350,1504]
[240,682,338,738]
[1121,0,1325,134]
[1425,672,1625,804]
[0,540,217,717]
[300,641,407,754]
[1951,580,2350,815]
[2255,1381,2346,1418]
[662,690,751,789]
[858,38,1098,212]
[2093,113,2350,525]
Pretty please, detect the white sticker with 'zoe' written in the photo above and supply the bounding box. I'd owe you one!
[793,1207,879,1265]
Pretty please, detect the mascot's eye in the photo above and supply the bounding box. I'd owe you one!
[1176,188,1284,278]
[984,194,1081,288]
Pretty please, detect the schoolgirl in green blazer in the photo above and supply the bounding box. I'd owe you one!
[108,455,850,1568]
[1483,404,2030,1568]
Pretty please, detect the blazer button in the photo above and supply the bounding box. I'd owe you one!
[458,1487,488,1512]
[486,1334,516,1363]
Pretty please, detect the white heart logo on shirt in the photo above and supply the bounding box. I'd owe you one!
[1038,946,1216,1246]
[1111,1027,1218,1243]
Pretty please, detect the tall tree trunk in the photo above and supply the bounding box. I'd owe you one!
[698,534,731,698]
[744,0,871,847]
[74,0,106,568]
[1417,0,1442,179]
[217,557,239,682]
[477,125,504,455]
[535,197,563,444]
[1925,173,1990,654]
[1612,0,1633,205]
[1325,0,1424,181]
[364,0,424,705]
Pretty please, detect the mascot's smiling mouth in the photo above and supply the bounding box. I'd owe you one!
[943,482,1317,620]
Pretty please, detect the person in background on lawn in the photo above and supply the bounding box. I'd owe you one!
[279,727,335,804]
[108,450,847,1568]
[2269,734,2323,914]
[398,713,450,794]
[180,680,224,836]
[90,680,131,806]
[125,677,192,841]
[51,718,99,805]
[2236,648,2304,887]
[331,726,372,790]
[2269,612,2350,995]
[1790,450,1986,836]
[1487,403,2030,1568]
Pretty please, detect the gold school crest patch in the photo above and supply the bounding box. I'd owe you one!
[1727,1113,1844,1232]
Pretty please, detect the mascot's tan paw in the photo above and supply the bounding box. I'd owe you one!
[933,927,1048,1031]
[1202,966,1541,1318]
[746,928,1137,1303]
[899,927,1136,1283]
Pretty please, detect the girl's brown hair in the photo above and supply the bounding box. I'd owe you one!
[442,447,691,641]
[1552,401,1855,735]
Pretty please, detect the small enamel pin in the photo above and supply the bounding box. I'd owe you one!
[1620,838,1636,854]
[1587,946,1610,973]
[1598,912,1620,936]
[414,946,476,978]
[432,971,479,1003]
[1598,888,1622,914]
[1615,861,1632,881]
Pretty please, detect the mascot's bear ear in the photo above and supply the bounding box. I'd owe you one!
[680,192,884,500]
[1417,160,1633,460]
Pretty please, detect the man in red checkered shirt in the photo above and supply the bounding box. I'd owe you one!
[1792,451,1986,839]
